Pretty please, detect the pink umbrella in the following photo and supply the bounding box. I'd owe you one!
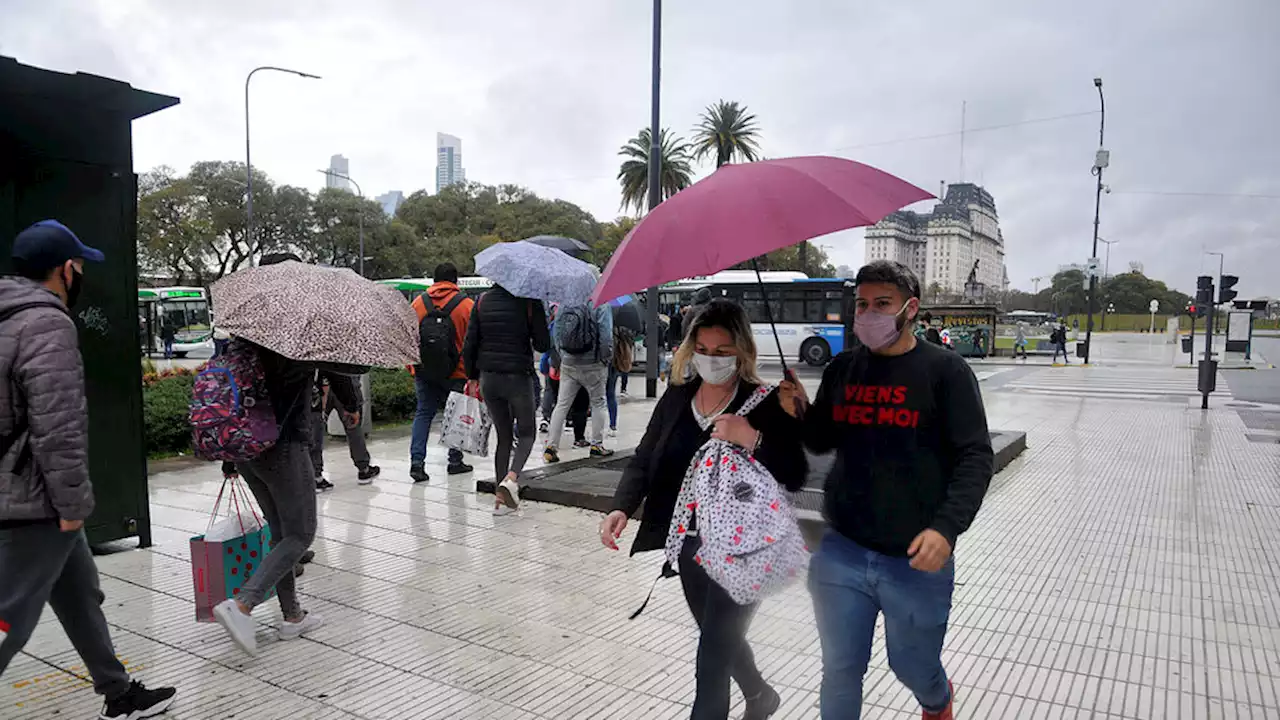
[590,156,934,305]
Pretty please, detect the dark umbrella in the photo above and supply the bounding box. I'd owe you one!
[610,295,644,334]
[524,235,591,259]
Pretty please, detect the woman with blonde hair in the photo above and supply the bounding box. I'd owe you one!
[600,298,806,720]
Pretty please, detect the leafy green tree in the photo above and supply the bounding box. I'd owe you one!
[692,100,762,169]
[137,167,214,285]
[306,188,387,270]
[595,216,639,267]
[617,128,694,215]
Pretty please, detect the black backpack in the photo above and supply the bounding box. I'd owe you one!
[417,294,466,383]
[555,305,598,357]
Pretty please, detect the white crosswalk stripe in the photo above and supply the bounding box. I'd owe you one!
[998,367,1233,402]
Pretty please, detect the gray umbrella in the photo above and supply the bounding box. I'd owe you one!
[523,235,591,259]
[474,241,598,306]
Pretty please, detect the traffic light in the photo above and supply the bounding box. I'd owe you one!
[1186,303,1197,317]
[1218,275,1239,304]
[1195,275,1214,306]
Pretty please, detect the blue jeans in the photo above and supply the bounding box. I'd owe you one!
[606,366,619,429]
[808,529,953,719]
[411,376,463,467]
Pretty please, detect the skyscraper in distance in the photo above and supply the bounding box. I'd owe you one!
[326,154,351,191]
[376,190,405,217]
[436,133,465,192]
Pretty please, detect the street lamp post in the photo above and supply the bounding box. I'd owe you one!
[1098,237,1118,330]
[245,66,320,253]
[317,170,366,277]
[644,0,663,399]
[1083,77,1107,365]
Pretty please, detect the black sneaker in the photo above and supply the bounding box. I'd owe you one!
[590,445,615,458]
[447,462,474,475]
[743,686,781,720]
[100,680,177,719]
[542,447,560,464]
[410,466,430,484]
[299,550,316,565]
[293,564,304,578]
[357,465,381,485]
[315,478,335,492]
[573,438,591,448]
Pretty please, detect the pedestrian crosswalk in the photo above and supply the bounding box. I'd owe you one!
[997,367,1232,402]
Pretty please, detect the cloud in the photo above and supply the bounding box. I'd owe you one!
[3,0,1277,297]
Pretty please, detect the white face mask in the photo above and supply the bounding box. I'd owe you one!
[693,353,738,385]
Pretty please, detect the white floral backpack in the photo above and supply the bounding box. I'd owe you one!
[664,385,809,605]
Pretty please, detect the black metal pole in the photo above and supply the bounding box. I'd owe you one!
[751,258,790,378]
[1083,79,1105,365]
[644,0,663,399]
[1201,305,1213,409]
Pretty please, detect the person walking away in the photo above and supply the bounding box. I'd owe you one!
[462,282,549,514]
[160,315,177,359]
[0,220,177,718]
[600,299,805,720]
[606,326,634,436]
[309,372,379,489]
[783,260,993,720]
[409,263,475,483]
[543,301,614,462]
[211,253,363,656]
[1051,322,1070,364]
[1014,322,1029,361]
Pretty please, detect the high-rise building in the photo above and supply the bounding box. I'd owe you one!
[326,154,351,191]
[376,190,405,217]
[436,133,465,192]
[864,183,1007,299]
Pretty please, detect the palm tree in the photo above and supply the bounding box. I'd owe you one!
[617,128,694,215]
[692,100,762,169]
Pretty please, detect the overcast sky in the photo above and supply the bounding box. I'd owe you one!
[4,0,1277,298]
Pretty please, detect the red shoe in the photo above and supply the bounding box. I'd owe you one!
[922,681,954,720]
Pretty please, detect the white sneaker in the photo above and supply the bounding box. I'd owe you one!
[213,599,258,657]
[492,504,517,517]
[496,476,520,510]
[278,612,324,641]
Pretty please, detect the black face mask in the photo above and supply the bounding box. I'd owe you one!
[65,266,84,308]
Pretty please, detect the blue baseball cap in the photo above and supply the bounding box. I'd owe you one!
[11,220,104,275]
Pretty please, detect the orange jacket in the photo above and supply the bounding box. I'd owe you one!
[410,282,474,380]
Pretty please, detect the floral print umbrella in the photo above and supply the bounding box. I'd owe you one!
[211,261,419,368]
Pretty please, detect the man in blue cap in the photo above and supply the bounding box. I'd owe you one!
[0,220,178,719]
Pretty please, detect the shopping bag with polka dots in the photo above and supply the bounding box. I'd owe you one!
[664,385,808,606]
[190,477,274,622]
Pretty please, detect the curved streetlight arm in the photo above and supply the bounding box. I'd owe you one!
[245,66,321,257]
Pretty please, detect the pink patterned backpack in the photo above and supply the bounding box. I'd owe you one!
[664,385,809,605]
[189,342,279,462]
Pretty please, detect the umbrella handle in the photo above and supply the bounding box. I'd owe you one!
[751,259,791,379]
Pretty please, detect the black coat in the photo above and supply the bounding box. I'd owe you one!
[462,287,550,378]
[611,380,807,555]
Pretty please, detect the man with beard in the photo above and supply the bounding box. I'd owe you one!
[782,260,993,720]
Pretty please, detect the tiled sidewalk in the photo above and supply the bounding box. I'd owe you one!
[4,373,1280,719]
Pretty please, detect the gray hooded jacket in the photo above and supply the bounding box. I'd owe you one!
[0,276,94,523]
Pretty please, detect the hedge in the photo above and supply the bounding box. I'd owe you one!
[142,367,419,457]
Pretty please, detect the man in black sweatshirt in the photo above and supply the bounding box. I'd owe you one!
[786,260,992,720]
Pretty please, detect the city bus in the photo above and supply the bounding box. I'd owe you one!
[659,271,853,366]
[377,276,494,303]
[137,286,213,357]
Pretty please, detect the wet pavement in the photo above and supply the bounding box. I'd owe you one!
[7,335,1280,719]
